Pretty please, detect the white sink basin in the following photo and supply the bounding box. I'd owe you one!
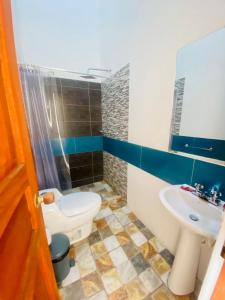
[160,185,223,239]
[159,185,223,295]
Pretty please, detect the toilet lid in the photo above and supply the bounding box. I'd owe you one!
[57,192,101,217]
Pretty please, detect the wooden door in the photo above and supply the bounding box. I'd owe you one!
[198,214,225,300]
[211,263,225,299]
[0,1,59,299]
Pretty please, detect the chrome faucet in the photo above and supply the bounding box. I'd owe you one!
[193,183,205,197]
[206,187,222,206]
[193,183,223,206]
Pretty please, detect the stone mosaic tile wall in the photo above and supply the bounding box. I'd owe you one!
[101,64,130,199]
[103,152,128,199]
[102,64,129,141]
[171,77,185,136]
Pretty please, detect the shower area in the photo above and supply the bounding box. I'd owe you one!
[19,64,130,198]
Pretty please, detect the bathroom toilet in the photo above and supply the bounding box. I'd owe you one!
[40,188,101,244]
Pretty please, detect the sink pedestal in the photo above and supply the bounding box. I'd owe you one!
[168,227,201,295]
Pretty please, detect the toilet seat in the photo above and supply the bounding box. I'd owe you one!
[57,192,101,217]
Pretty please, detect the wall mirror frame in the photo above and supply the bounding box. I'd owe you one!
[169,27,225,161]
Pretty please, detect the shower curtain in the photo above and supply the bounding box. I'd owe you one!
[19,65,68,190]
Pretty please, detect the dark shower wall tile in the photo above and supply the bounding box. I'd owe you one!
[53,77,103,188]
[93,151,103,164]
[54,155,72,190]
[68,151,103,186]
[94,175,103,182]
[72,178,94,188]
[63,105,90,122]
[69,152,92,168]
[60,78,89,89]
[62,86,89,105]
[70,165,93,181]
[93,163,103,177]
[89,82,101,90]
[91,122,102,136]
[49,121,65,138]
[65,122,91,137]
[90,89,101,106]
[91,106,102,122]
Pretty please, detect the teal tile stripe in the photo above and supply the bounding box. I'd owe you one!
[171,135,225,161]
[51,136,103,156]
[103,136,225,201]
[51,135,225,200]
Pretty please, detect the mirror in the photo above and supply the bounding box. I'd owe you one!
[170,28,225,161]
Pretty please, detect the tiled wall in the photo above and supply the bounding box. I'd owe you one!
[103,152,128,199]
[46,78,103,189]
[69,151,103,187]
[171,78,185,136]
[103,136,225,201]
[102,64,130,198]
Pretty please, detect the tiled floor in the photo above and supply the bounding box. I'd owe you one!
[60,181,194,300]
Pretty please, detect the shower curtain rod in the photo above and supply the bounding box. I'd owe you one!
[19,63,109,79]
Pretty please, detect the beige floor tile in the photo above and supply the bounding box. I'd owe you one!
[95,218,108,230]
[107,196,122,205]
[106,214,123,234]
[149,237,165,253]
[101,201,109,209]
[125,278,147,300]
[116,260,137,284]
[139,267,162,293]
[109,247,128,266]
[88,290,108,300]
[128,212,138,222]
[114,209,131,226]
[125,223,139,235]
[101,207,113,217]
[131,253,150,274]
[81,272,103,297]
[99,225,113,239]
[104,235,120,252]
[75,242,91,261]
[96,253,114,274]
[91,241,108,259]
[174,295,194,300]
[108,287,129,300]
[121,205,132,214]
[151,285,176,300]
[59,279,85,300]
[160,271,170,285]
[122,241,138,258]
[116,231,131,246]
[130,231,147,246]
[101,268,123,294]
[92,222,98,232]
[61,265,80,287]
[149,254,171,276]
[139,243,157,260]
[88,231,101,245]
[77,253,96,278]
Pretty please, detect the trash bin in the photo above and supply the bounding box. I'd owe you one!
[50,233,70,283]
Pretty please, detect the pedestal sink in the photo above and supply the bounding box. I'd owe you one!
[159,185,223,295]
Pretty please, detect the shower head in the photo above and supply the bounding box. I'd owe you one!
[79,67,112,80]
[87,68,111,74]
[79,75,97,79]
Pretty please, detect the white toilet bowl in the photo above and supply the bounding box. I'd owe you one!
[40,188,101,244]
